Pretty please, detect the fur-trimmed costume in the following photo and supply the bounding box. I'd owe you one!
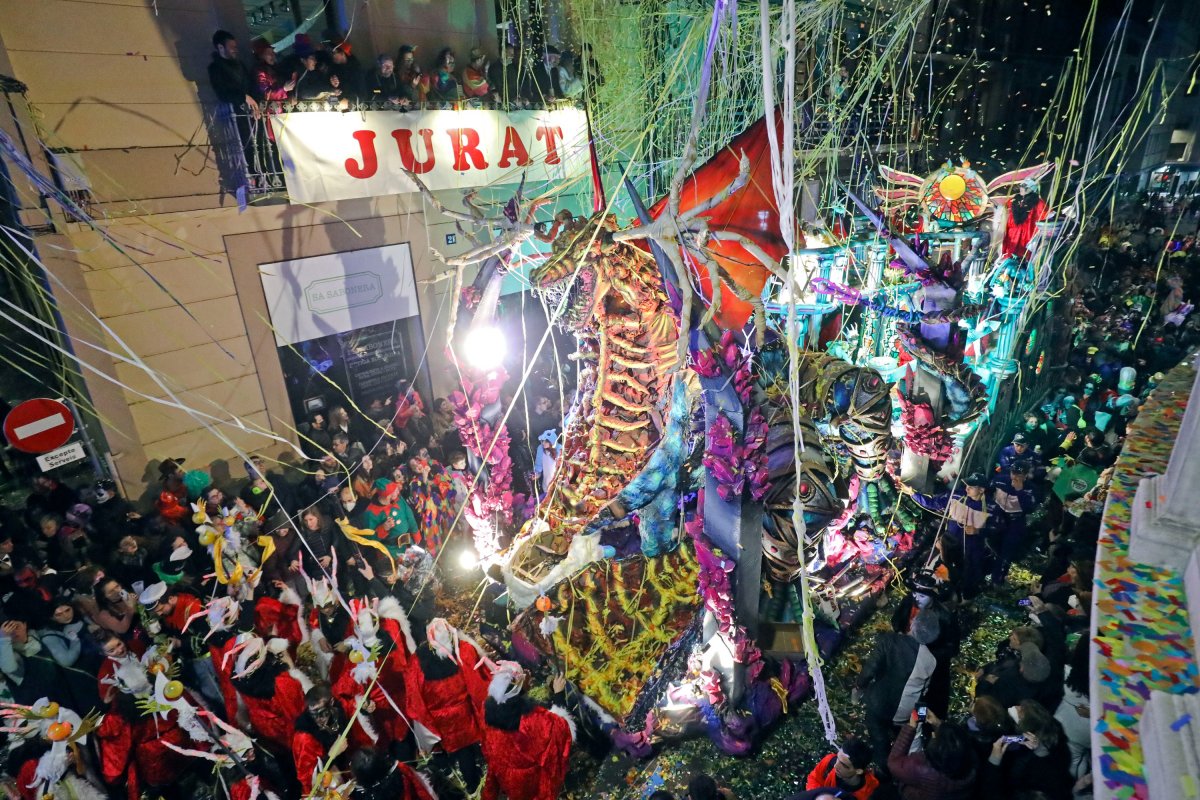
[291,709,345,796]
[1001,190,1048,259]
[408,635,493,753]
[208,629,243,723]
[480,697,573,800]
[95,695,190,800]
[231,659,306,754]
[253,594,303,646]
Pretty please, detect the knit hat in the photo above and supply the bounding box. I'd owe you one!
[1018,643,1051,683]
[910,610,941,645]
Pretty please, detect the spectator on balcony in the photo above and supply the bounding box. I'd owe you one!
[558,51,585,100]
[488,43,527,107]
[295,52,341,102]
[209,30,261,115]
[578,42,603,99]
[461,48,491,102]
[330,42,365,103]
[427,48,460,105]
[396,45,425,104]
[211,30,267,181]
[362,55,400,106]
[252,40,295,103]
[531,45,562,105]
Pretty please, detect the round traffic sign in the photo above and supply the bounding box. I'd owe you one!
[3,398,75,454]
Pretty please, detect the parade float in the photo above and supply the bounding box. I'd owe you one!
[419,0,1077,750]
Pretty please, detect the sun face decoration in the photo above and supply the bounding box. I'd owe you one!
[875,159,1054,226]
[921,163,988,223]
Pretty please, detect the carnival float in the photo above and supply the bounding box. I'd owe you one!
[418,13,1073,754]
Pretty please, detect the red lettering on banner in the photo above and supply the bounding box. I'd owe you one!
[497,126,532,168]
[392,129,436,174]
[448,128,488,171]
[536,126,564,164]
[345,130,378,179]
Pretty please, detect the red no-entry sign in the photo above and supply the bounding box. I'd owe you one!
[3,398,75,454]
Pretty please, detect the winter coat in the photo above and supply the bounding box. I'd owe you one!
[856,632,937,725]
[208,54,257,105]
[981,735,1075,799]
[804,752,880,799]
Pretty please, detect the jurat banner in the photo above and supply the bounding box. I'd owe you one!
[270,108,591,203]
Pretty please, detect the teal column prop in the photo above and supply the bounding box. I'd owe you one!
[985,295,1027,408]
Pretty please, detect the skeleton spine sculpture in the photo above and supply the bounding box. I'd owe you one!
[510,215,681,584]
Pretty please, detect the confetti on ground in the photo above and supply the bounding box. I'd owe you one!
[564,575,1029,799]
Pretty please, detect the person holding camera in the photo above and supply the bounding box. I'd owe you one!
[887,706,978,800]
[981,700,1074,799]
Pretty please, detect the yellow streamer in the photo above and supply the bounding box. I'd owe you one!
[335,518,398,577]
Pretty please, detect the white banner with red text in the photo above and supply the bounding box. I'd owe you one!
[270,107,591,203]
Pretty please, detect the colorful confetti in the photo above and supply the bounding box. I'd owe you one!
[1093,358,1200,798]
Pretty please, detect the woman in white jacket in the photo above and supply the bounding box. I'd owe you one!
[1053,636,1092,778]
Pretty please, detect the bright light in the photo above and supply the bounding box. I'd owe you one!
[461,325,507,371]
[457,547,479,571]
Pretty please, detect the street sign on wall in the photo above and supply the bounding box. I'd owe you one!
[36,442,86,471]
[3,398,75,454]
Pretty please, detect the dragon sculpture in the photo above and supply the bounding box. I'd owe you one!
[435,115,914,751]
[494,117,904,600]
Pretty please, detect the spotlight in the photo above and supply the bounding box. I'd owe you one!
[461,325,507,371]
[458,547,479,571]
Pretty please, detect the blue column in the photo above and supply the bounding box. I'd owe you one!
[985,295,1027,406]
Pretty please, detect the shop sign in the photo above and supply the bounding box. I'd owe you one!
[305,272,385,315]
[259,243,418,346]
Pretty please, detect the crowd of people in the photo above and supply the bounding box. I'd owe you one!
[209,28,598,115]
[0,384,574,799]
[207,27,600,186]
[630,200,1200,800]
[0,192,1197,800]
[763,202,1200,800]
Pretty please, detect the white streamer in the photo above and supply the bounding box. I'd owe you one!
[761,0,837,744]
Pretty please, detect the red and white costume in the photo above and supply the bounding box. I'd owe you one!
[95,665,191,800]
[332,597,420,748]
[479,663,573,800]
[1000,189,1048,259]
[226,634,310,755]
[407,619,495,754]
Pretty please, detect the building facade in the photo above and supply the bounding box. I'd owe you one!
[0,0,516,494]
